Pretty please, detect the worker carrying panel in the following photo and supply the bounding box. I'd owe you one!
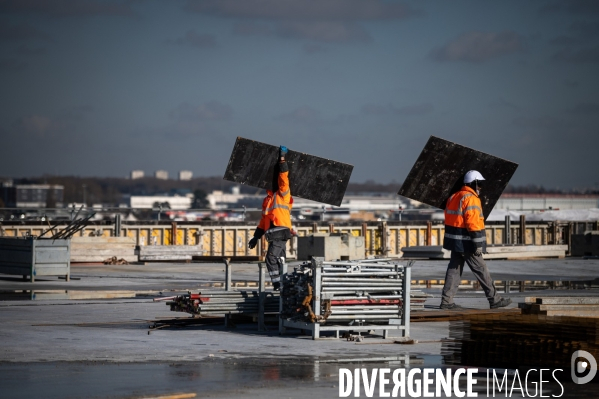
[398,136,518,218]
[444,185,487,253]
[223,137,353,207]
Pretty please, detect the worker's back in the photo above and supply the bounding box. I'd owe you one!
[443,186,486,253]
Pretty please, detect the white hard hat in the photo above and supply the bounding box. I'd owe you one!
[464,170,485,184]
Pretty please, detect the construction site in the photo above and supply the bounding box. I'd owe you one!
[0,137,598,399]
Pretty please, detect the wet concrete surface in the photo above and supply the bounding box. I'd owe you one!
[2,357,598,398]
[1,258,598,398]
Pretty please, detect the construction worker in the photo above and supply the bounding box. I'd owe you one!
[248,145,293,290]
[440,170,511,310]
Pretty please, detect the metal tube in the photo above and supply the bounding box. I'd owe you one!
[320,272,402,277]
[322,286,403,291]
[322,277,403,282]
[331,310,401,315]
[321,282,403,287]
[326,315,401,320]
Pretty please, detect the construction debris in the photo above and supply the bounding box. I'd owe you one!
[401,244,567,259]
[71,236,137,263]
[279,258,429,339]
[103,256,129,265]
[157,290,279,317]
[138,245,203,262]
[280,258,425,323]
[39,208,96,240]
[519,296,599,317]
[443,300,599,368]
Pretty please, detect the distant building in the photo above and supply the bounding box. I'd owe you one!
[130,170,144,180]
[130,194,193,210]
[1,182,64,208]
[179,170,193,181]
[495,194,599,210]
[155,170,168,180]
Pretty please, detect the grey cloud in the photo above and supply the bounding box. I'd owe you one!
[565,102,599,115]
[489,98,520,111]
[432,31,526,63]
[0,58,27,71]
[303,43,328,54]
[58,105,93,121]
[11,106,93,137]
[552,45,599,64]
[14,115,56,136]
[0,0,137,18]
[540,0,599,15]
[276,106,323,124]
[233,20,370,44]
[14,44,46,56]
[0,24,50,41]
[164,121,219,140]
[170,102,233,121]
[549,36,581,46]
[563,79,579,88]
[167,31,216,49]
[512,116,572,131]
[570,21,599,39]
[394,103,433,116]
[361,103,433,116]
[233,22,272,36]
[131,120,222,141]
[184,0,420,20]
[550,21,599,46]
[276,21,371,43]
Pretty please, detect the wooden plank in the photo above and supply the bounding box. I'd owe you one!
[67,291,136,299]
[71,254,138,263]
[398,136,518,217]
[400,245,566,259]
[193,255,259,262]
[139,245,202,255]
[71,237,136,244]
[536,297,599,305]
[71,249,137,256]
[542,310,599,317]
[223,137,353,206]
[139,255,192,261]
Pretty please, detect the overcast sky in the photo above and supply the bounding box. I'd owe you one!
[1,0,598,190]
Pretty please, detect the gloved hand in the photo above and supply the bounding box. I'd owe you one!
[474,248,483,257]
[279,146,288,157]
[248,237,258,249]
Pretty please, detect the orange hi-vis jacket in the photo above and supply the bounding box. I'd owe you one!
[257,170,293,231]
[443,185,487,253]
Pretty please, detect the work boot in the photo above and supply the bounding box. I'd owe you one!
[490,298,512,309]
[439,303,463,310]
[272,282,281,291]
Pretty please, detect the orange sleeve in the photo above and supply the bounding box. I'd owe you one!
[463,196,485,232]
[278,171,290,198]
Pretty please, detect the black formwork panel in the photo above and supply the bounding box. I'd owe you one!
[224,137,353,207]
[398,136,518,218]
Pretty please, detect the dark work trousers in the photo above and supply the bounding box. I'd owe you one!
[265,239,286,284]
[441,251,501,305]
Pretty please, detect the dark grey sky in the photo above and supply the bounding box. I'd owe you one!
[1,0,598,190]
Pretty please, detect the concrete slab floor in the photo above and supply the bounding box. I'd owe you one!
[1,259,598,398]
